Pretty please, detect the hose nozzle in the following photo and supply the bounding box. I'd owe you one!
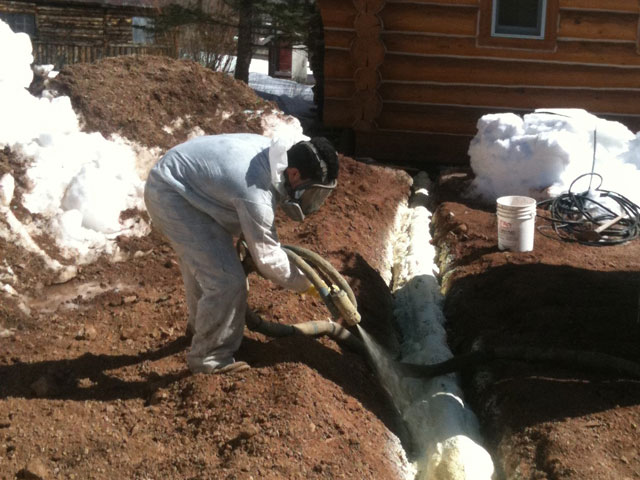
[330,288,361,326]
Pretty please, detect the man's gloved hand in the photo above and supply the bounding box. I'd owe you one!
[303,284,321,298]
[236,238,258,275]
[241,254,257,276]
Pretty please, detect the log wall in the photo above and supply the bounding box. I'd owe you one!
[0,1,167,65]
[317,0,640,166]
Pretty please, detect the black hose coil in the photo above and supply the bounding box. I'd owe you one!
[537,173,640,246]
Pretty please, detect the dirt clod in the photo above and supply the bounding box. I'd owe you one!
[17,458,49,479]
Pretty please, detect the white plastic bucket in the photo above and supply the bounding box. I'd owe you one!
[496,196,537,252]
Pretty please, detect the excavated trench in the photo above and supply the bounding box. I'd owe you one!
[245,168,497,479]
[358,172,495,479]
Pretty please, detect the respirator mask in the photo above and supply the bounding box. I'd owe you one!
[281,180,338,222]
[281,141,337,222]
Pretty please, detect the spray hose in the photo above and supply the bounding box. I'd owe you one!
[245,309,364,354]
[238,241,640,379]
[283,246,361,326]
[237,241,364,352]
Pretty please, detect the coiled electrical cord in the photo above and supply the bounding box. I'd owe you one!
[537,172,640,246]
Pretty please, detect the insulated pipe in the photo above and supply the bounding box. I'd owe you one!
[246,244,640,379]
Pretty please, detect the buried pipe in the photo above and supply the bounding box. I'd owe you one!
[246,304,640,380]
[244,243,640,379]
[244,236,640,479]
[246,244,640,378]
[400,347,640,380]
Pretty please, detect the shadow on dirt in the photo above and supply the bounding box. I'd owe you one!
[1,326,399,431]
[239,333,399,429]
[444,262,640,425]
[0,336,192,402]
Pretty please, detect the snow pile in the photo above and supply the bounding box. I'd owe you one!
[1,20,307,270]
[0,20,152,268]
[468,109,640,205]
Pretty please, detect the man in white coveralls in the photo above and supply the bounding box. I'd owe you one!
[144,134,339,374]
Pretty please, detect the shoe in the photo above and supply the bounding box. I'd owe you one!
[214,361,250,375]
[190,360,250,375]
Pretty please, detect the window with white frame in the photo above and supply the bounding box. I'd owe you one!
[0,12,36,37]
[492,0,547,39]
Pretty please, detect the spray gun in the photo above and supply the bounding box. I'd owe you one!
[236,239,361,326]
[328,286,361,326]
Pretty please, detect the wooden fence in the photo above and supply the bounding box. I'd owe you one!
[32,42,175,67]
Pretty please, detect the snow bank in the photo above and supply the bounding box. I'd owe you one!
[0,20,152,266]
[468,109,640,205]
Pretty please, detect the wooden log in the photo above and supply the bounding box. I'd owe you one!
[353,11,383,36]
[351,37,385,68]
[324,98,356,126]
[317,0,357,29]
[379,82,640,116]
[324,49,356,78]
[324,29,354,50]
[382,33,640,67]
[354,68,380,92]
[326,98,485,134]
[376,103,492,135]
[353,0,385,14]
[380,54,640,89]
[324,94,640,134]
[559,10,639,41]
[385,0,478,6]
[325,79,356,99]
[351,90,383,124]
[355,130,472,166]
[380,2,477,35]
[559,0,640,13]
[0,3,35,13]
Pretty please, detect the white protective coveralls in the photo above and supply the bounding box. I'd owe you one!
[144,133,311,372]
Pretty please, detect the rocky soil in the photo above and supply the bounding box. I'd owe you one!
[431,172,640,479]
[1,54,638,480]
[1,55,412,480]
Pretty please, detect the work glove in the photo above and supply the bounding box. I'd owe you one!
[236,238,258,275]
[303,284,321,299]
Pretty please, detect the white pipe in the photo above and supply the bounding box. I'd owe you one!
[386,172,494,480]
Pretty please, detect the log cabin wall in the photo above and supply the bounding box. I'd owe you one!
[39,7,134,45]
[317,0,640,166]
[0,1,147,44]
[0,0,169,64]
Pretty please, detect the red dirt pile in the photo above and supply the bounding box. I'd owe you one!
[431,172,640,479]
[49,55,278,151]
[1,55,413,479]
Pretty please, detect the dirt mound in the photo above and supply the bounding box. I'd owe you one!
[2,53,415,478]
[0,155,412,479]
[49,55,277,151]
[431,171,640,479]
